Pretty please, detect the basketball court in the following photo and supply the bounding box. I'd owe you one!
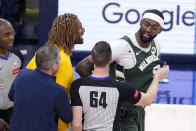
[145,104,196,131]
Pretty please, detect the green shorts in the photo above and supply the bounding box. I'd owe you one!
[120,101,145,131]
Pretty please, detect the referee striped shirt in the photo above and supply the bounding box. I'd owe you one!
[0,48,23,109]
[71,76,141,131]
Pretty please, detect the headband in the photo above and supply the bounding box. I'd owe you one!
[142,12,164,27]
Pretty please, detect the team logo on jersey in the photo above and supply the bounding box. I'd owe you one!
[13,60,17,66]
[136,50,142,56]
[151,47,156,55]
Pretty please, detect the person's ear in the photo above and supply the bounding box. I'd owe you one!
[89,55,93,63]
[159,28,163,34]
[50,62,56,72]
[109,58,113,64]
[140,19,143,26]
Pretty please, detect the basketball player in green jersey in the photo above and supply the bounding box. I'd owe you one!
[75,9,168,131]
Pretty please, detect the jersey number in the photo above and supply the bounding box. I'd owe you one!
[90,91,107,108]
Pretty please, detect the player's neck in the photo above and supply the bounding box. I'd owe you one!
[0,48,8,57]
[92,66,109,78]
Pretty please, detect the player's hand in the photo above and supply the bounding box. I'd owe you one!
[0,119,9,131]
[154,65,169,81]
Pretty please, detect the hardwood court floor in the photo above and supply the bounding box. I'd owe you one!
[145,104,196,131]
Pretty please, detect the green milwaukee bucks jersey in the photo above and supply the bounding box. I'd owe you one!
[110,35,164,93]
[122,35,164,93]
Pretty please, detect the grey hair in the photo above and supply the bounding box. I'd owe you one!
[0,18,12,27]
[35,45,60,70]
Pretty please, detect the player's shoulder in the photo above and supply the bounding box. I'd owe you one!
[109,36,128,47]
[152,38,161,55]
[111,33,136,48]
[59,49,72,65]
[109,34,133,56]
[60,48,70,58]
[153,39,160,47]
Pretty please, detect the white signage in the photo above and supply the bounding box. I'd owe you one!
[58,0,195,54]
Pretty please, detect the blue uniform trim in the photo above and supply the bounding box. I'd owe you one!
[89,75,111,80]
[0,52,10,60]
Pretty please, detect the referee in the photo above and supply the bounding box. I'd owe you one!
[0,18,23,129]
[70,41,169,131]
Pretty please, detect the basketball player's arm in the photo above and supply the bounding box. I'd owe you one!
[76,56,94,77]
[76,40,127,77]
[72,106,82,131]
[70,80,83,131]
[154,39,161,58]
[135,65,169,106]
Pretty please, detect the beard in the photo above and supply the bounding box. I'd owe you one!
[75,34,84,44]
[76,38,84,44]
[139,29,157,43]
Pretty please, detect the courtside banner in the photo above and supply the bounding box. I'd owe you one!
[58,0,195,54]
